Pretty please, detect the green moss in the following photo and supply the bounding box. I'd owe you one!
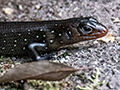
[28,80,60,90]
[76,67,105,90]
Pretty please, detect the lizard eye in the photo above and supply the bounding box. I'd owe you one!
[82,26,93,34]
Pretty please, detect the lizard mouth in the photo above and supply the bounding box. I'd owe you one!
[91,24,108,38]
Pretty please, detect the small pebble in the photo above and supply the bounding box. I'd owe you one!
[35,4,40,9]
[73,7,79,11]
[58,12,62,17]
[19,5,23,10]
[11,64,15,68]
[3,7,13,15]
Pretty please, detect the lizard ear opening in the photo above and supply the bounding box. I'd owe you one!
[81,25,93,34]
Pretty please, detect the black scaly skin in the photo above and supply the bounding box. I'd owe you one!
[0,17,108,61]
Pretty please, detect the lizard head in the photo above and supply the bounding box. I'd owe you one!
[75,17,108,41]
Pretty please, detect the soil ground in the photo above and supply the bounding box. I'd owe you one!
[0,0,120,90]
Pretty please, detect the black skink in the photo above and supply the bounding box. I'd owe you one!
[0,17,108,61]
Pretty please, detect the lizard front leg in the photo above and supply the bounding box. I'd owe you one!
[26,43,53,61]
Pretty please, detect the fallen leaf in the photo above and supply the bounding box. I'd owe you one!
[0,60,79,84]
[98,32,117,43]
[3,7,13,15]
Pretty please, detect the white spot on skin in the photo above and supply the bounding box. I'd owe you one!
[45,47,48,49]
[11,49,14,52]
[59,33,62,36]
[50,39,54,43]
[18,34,21,36]
[40,28,43,31]
[55,24,58,26]
[23,47,25,50]
[28,29,30,32]
[67,28,70,30]
[60,40,63,44]
[14,40,17,42]
[2,47,5,50]
[11,30,14,32]
[43,40,45,43]
[27,30,31,34]
[69,31,71,35]
[24,39,27,41]
[3,40,6,43]
[28,33,30,34]
[36,35,39,38]
[51,30,54,33]
[43,35,46,37]
[14,44,16,47]
[67,37,70,39]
